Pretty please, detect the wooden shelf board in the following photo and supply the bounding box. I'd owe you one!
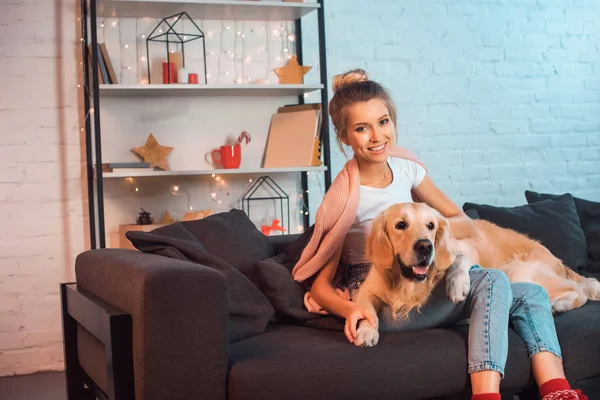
[99,84,323,97]
[102,165,327,178]
[97,0,320,20]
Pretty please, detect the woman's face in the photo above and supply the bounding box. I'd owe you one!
[341,98,396,165]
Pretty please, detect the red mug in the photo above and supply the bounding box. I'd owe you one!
[207,144,241,169]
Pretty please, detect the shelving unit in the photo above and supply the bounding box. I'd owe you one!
[81,0,331,249]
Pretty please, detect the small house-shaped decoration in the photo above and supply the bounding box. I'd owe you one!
[145,12,207,84]
[241,176,290,235]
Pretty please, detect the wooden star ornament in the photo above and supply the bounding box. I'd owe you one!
[274,54,311,84]
[132,134,173,171]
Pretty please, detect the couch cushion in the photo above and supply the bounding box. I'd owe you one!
[228,324,531,400]
[463,194,588,273]
[553,300,600,383]
[525,191,600,273]
[126,220,274,342]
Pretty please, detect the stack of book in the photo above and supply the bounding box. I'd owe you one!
[101,162,154,173]
[263,103,323,168]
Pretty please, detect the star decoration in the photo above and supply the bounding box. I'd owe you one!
[132,134,173,171]
[274,54,311,84]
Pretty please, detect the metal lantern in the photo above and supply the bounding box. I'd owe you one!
[145,12,207,84]
[241,176,290,234]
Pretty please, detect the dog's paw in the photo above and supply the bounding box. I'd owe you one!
[583,278,600,300]
[446,269,470,303]
[354,320,379,348]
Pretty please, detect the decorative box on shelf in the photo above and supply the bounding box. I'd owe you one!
[118,224,167,250]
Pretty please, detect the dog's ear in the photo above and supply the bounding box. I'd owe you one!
[434,214,454,270]
[366,211,394,271]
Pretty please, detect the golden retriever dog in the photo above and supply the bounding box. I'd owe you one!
[352,202,600,347]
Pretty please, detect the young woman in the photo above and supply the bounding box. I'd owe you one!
[291,69,586,400]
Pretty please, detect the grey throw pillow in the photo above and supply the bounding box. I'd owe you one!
[463,194,588,273]
[525,190,600,273]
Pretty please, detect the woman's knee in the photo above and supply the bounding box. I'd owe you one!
[510,281,550,305]
[470,268,512,304]
[471,268,510,291]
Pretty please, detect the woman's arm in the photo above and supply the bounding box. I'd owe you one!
[412,175,474,240]
[310,244,378,343]
[310,245,354,318]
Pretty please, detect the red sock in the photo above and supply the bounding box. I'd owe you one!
[472,394,501,400]
[540,378,571,398]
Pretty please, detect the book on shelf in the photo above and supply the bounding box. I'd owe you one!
[263,103,323,168]
[102,162,153,173]
[87,43,117,84]
[99,43,118,84]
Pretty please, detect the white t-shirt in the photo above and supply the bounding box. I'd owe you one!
[341,157,427,265]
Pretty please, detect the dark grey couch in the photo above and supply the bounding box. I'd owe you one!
[63,190,600,400]
[64,230,600,400]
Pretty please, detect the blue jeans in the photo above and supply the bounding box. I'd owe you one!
[377,265,562,377]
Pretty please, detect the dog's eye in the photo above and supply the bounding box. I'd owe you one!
[395,221,407,230]
[427,222,435,230]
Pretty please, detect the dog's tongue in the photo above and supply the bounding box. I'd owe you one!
[412,266,429,275]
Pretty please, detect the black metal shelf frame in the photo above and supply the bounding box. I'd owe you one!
[81,0,332,249]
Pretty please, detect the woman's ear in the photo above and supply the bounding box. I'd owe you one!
[366,211,394,271]
[434,214,454,270]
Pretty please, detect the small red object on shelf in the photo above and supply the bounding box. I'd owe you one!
[162,62,177,84]
[261,219,286,236]
[188,73,199,84]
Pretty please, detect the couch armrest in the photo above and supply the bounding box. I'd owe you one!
[75,249,228,400]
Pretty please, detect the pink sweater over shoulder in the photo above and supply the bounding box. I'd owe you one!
[291,146,426,284]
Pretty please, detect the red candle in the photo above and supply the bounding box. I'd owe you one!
[188,73,199,84]
[162,62,177,84]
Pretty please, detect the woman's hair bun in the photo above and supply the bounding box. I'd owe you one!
[331,69,369,93]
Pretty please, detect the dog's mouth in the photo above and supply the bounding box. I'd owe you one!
[397,255,431,282]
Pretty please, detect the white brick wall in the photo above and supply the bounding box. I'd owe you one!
[1,0,599,378]
[322,0,600,206]
[0,0,84,376]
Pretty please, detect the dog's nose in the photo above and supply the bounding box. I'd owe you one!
[414,239,433,255]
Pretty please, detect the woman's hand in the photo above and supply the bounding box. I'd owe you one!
[343,303,378,344]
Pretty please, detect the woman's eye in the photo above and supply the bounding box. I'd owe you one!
[427,222,435,230]
[396,221,407,230]
[380,118,389,125]
[355,126,365,132]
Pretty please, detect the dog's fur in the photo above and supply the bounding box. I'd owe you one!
[352,202,600,347]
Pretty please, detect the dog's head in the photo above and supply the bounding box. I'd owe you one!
[366,202,454,284]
